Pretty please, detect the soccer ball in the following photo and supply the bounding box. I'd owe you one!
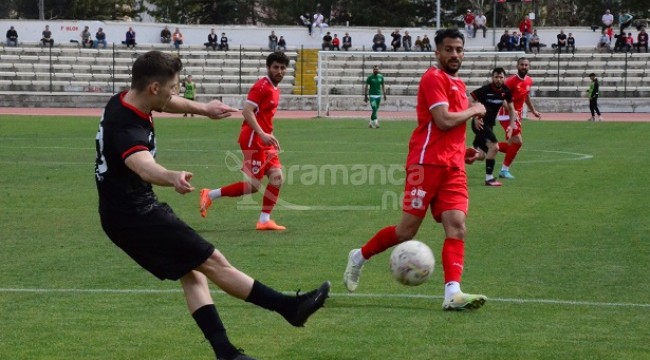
[389,240,435,286]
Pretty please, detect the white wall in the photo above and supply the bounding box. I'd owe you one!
[0,19,614,51]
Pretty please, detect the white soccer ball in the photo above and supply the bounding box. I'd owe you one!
[389,240,435,286]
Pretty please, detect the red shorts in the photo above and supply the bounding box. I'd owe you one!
[402,165,468,222]
[240,145,281,180]
[498,109,523,139]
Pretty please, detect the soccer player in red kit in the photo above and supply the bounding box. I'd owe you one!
[200,52,289,230]
[496,57,541,179]
[343,28,488,311]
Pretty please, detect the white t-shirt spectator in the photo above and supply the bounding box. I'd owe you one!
[602,12,614,27]
[474,15,487,27]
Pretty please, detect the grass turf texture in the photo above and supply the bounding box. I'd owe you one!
[1,115,649,360]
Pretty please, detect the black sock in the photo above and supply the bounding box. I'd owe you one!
[486,159,495,177]
[192,304,239,360]
[245,280,294,318]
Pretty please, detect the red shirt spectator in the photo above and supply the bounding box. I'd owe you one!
[519,15,533,35]
[464,11,475,27]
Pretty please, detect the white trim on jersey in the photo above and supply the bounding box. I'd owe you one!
[418,121,433,164]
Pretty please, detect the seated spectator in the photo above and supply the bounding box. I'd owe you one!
[80,26,92,48]
[390,29,401,51]
[606,26,614,42]
[372,29,386,51]
[124,27,136,48]
[160,26,171,44]
[474,12,488,38]
[331,34,340,51]
[597,29,611,52]
[268,30,278,51]
[172,28,183,49]
[414,36,423,51]
[637,27,648,52]
[498,30,510,51]
[421,34,432,51]
[322,31,333,50]
[6,26,18,47]
[313,12,328,35]
[342,32,352,51]
[463,10,475,37]
[402,31,412,51]
[205,28,218,50]
[95,27,107,49]
[277,36,287,51]
[567,32,576,54]
[219,32,229,51]
[509,31,522,51]
[625,32,634,52]
[41,25,54,47]
[556,29,567,53]
[300,13,312,36]
[529,29,541,53]
[613,31,627,52]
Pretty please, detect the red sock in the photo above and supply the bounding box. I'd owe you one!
[360,226,399,260]
[503,142,522,167]
[220,181,253,197]
[497,142,509,154]
[442,238,465,283]
[261,184,280,214]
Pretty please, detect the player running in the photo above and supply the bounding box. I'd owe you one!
[364,65,387,129]
[200,52,289,230]
[467,67,517,186]
[343,29,488,311]
[496,57,541,179]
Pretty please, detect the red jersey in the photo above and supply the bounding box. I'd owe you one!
[504,74,533,112]
[239,76,279,149]
[407,67,468,169]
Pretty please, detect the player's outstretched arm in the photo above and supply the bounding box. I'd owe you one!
[161,96,238,119]
[125,151,194,194]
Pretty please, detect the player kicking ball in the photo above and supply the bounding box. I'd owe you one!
[466,67,518,186]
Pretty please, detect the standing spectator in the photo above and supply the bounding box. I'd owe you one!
[182,75,196,118]
[300,13,313,36]
[95,27,107,49]
[342,32,352,51]
[463,10,475,38]
[219,33,229,51]
[587,73,602,122]
[268,31,278,51]
[519,15,533,51]
[6,26,18,47]
[556,29,567,53]
[80,26,92,48]
[206,28,218,50]
[602,9,614,30]
[331,34,340,51]
[619,12,633,33]
[172,28,183,50]
[364,65,386,129]
[414,36,423,51]
[313,12,327,36]
[421,34,432,51]
[529,29,541,53]
[321,31,333,50]
[125,27,136,48]
[390,29,402,51]
[95,50,330,360]
[401,31,412,51]
[41,25,54,47]
[567,32,576,54]
[277,36,287,51]
[637,27,648,52]
[606,26,614,42]
[160,26,171,44]
[372,29,387,51]
[473,12,488,38]
[498,30,510,51]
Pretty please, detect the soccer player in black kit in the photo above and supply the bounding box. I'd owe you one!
[94,50,330,360]
[467,67,517,186]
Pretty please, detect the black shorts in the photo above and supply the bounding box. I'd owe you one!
[100,203,215,280]
[471,120,498,153]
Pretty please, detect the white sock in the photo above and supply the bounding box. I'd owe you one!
[352,248,366,265]
[444,281,461,299]
[259,212,270,224]
[501,165,509,172]
[486,174,494,181]
[208,188,222,200]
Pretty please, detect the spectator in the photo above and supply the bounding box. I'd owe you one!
[313,12,328,35]
[219,32,229,51]
[567,32,576,54]
[390,29,402,51]
[160,26,171,44]
[619,12,633,33]
[625,32,634,52]
[402,31,412,51]
[6,26,18,47]
[556,29,567,53]
[414,35,423,51]
[322,31,333,50]
[300,13,313,36]
[331,34,340,51]
[529,29,541,53]
[342,32,352,51]
[463,10,475,37]
[125,27,136,48]
[602,9,614,30]
[473,12,488,38]
[606,26,614,42]
[277,36,287,51]
[597,29,611,52]
[372,29,387,51]
[206,28,218,50]
[172,28,183,49]
[95,27,107,49]
[41,25,54,47]
[637,27,648,52]
[80,26,92,48]
[519,15,533,51]
[421,34,432,51]
[613,31,627,52]
[498,30,510,51]
[509,31,522,51]
[268,30,278,51]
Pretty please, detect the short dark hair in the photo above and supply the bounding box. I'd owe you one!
[589,73,596,77]
[131,51,183,91]
[516,57,529,65]
[266,51,290,67]
[434,28,465,47]
[492,67,506,76]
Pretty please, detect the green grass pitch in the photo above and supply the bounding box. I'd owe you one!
[1,115,649,359]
